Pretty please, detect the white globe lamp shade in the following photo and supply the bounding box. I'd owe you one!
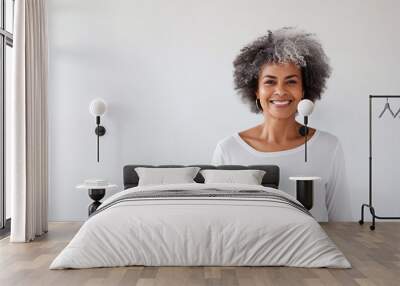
[298,99,314,116]
[89,98,107,116]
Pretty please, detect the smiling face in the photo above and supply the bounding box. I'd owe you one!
[256,62,304,119]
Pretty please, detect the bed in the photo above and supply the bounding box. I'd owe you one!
[50,165,350,269]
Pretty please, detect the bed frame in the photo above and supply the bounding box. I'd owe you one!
[123,165,280,189]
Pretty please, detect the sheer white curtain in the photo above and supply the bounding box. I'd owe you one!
[9,0,48,242]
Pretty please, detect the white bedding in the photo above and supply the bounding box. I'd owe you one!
[50,183,350,269]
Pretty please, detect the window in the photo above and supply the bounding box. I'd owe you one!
[0,0,14,234]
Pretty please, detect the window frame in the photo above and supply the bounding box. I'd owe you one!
[0,0,14,232]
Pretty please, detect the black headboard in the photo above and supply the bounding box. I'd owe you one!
[123,165,280,189]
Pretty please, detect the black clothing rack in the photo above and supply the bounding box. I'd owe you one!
[359,95,400,230]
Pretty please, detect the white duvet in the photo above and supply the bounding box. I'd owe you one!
[50,183,350,269]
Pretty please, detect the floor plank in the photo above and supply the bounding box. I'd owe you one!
[0,222,399,286]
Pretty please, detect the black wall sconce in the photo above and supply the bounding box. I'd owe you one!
[297,99,314,162]
[89,98,107,162]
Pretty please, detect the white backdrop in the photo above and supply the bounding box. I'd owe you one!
[47,0,400,221]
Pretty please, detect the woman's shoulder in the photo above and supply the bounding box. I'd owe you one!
[313,129,343,153]
[215,133,241,149]
[315,129,340,143]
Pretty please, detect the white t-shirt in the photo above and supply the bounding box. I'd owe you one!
[211,130,352,222]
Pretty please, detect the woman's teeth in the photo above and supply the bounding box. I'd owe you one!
[270,100,292,106]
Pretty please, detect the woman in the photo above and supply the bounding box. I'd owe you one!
[212,27,351,221]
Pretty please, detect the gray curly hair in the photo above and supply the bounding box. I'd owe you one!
[233,27,332,113]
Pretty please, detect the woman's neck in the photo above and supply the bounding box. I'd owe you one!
[259,116,302,144]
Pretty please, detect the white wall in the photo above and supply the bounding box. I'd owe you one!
[48,0,400,221]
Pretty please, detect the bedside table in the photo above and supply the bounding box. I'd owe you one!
[76,183,117,216]
[289,176,321,210]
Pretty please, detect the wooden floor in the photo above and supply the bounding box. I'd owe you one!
[0,222,399,286]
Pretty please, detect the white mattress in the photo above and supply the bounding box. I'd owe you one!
[50,183,350,269]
